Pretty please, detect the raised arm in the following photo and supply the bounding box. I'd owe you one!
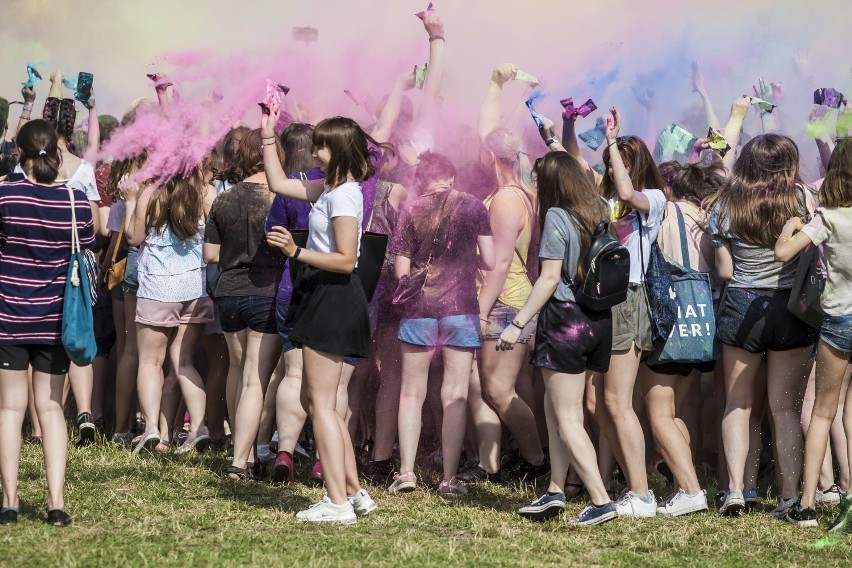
[753,78,781,133]
[604,106,650,214]
[721,96,750,173]
[692,62,721,130]
[47,71,64,99]
[16,86,36,135]
[261,110,324,202]
[417,10,445,128]
[561,114,582,159]
[84,91,100,161]
[477,190,524,323]
[478,63,517,141]
[371,71,415,145]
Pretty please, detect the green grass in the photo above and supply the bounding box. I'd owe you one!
[1,443,851,567]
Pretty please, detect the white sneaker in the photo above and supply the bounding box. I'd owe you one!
[615,490,657,517]
[770,496,799,519]
[816,484,844,505]
[719,490,745,516]
[657,489,708,516]
[296,497,357,525]
[349,488,377,516]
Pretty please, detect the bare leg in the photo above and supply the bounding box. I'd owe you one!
[480,339,545,466]
[603,346,648,494]
[440,347,474,482]
[397,343,435,474]
[33,370,69,510]
[832,365,852,490]
[169,323,207,433]
[336,362,361,495]
[136,324,171,437]
[0,370,29,509]
[67,363,93,415]
[275,349,306,454]
[202,333,229,442]
[467,355,502,473]
[766,347,812,500]
[371,323,403,462]
[114,294,138,433]
[26,368,42,439]
[721,345,764,491]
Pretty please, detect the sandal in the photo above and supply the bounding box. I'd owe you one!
[225,465,257,482]
[46,509,72,527]
[176,427,211,455]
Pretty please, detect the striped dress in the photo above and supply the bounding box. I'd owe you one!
[0,180,95,345]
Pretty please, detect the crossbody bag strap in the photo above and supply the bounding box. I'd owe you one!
[67,185,81,286]
[673,204,692,271]
[422,190,453,277]
[111,213,126,265]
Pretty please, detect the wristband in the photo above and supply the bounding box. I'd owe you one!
[262,141,276,147]
[605,140,618,149]
[293,246,302,260]
[261,136,277,140]
[511,320,525,330]
[429,35,445,41]
[545,136,559,146]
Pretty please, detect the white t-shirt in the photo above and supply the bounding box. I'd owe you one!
[612,189,668,284]
[16,160,100,202]
[802,207,852,316]
[307,182,364,262]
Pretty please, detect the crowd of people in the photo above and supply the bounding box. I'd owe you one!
[0,9,851,532]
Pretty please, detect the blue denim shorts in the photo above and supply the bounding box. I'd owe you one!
[122,246,139,294]
[820,314,852,353]
[276,300,357,365]
[216,295,277,334]
[483,301,537,344]
[399,314,481,348]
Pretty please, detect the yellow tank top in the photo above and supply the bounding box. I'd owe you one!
[482,185,535,309]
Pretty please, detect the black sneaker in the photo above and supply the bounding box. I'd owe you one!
[512,459,551,483]
[363,459,395,487]
[0,508,18,525]
[785,505,818,527]
[46,509,72,527]
[567,501,618,526]
[75,413,96,447]
[458,464,505,484]
[828,495,852,533]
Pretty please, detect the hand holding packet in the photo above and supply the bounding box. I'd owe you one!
[579,117,607,150]
[747,96,776,113]
[415,2,435,19]
[22,62,42,89]
[814,88,847,109]
[414,64,428,89]
[706,127,731,157]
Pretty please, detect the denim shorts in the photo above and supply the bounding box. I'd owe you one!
[122,246,139,294]
[483,301,537,344]
[399,314,481,348]
[275,300,356,365]
[216,295,278,334]
[821,314,852,353]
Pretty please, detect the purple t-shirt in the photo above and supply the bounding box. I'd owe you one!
[265,168,322,304]
[389,189,492,319]
[360,144,384,232]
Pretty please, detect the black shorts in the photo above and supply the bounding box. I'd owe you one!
[534,297,612,374]
[0,344,70,375]
[716,287,818,353]
[216,295,278,334]
[94,296,116,358]
[645,359,716,377]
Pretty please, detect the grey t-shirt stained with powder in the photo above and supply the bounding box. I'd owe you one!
[539,207,582,303]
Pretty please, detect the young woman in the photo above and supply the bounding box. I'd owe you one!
[500,151,617,526]
[204,129,285,480]
[0,120,95,526]
[776,139,852,530]
[711,133,818,517]
[468,127,547,481]
[388,152,495,497]
[262,112,377,524]
[590,108,667,517]
[122,168,216,455]
[640,161,722,516]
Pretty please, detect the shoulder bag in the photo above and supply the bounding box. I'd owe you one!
[62,186,98,366]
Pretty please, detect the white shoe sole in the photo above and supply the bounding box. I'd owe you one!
[389,482,416,494]
[785,516,818,527]
[518,502,565,521]
[719,502,745,516]
[657,503,709,516]
[296,514,357,525]
[569,510,618,526]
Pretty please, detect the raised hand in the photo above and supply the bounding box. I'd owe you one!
[421,10,444,40]
[633,87,655,111]
[691,61,707,95]
[260,102,280,139]
[21,86,36,103]
[752,77,773,101]
[491,63,518,86]
[730,95,751,120]
[604,106,621,142]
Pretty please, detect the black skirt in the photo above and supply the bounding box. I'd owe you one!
[287,266,371,358]
[534,297,613,374]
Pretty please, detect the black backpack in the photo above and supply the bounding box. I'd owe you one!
[563,208,630,311]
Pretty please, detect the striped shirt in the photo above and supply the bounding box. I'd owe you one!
[0,180,95,345]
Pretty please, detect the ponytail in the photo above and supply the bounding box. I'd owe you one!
[16,119,61,184]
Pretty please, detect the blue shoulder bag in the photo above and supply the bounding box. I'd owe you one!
[61,186,97,366]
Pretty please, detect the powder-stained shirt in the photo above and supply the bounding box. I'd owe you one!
[390,189,492,319]
[0,180,95,344]
[802,207,852,316]
[205,181,284,298]
[538,208,582,303]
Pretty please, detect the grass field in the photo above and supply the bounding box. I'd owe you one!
[1,442,851,567]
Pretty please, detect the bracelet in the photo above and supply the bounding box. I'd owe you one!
[511,320,525,330]
[429,35,445,42]
[293,246,302,260]
[261,136,277,140]
[262,141,276,147]
[606,140,617,149]
[480,317,489,323]
[20,113,31,120]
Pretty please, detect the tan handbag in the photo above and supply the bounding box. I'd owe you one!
[105,215,127,291]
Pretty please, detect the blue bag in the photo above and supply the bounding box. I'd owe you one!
[638,210,677,348]
[648,206,718,364]
[61,186,97,366]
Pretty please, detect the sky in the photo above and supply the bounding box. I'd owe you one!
[2,0,849,177]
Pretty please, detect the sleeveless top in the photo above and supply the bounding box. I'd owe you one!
[482,185,535,310]
[137,221,207,303]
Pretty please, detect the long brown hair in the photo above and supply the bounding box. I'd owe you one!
[820,138,852,208]
[601,135,665,218]
[659,160,725,205]
[223,128,283,184]
[312,117,390,187]
[146,168,206,241]
[280,123,315,175]
[715,134,805,247]
[535,152,607,282]
[107,151,148,201]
